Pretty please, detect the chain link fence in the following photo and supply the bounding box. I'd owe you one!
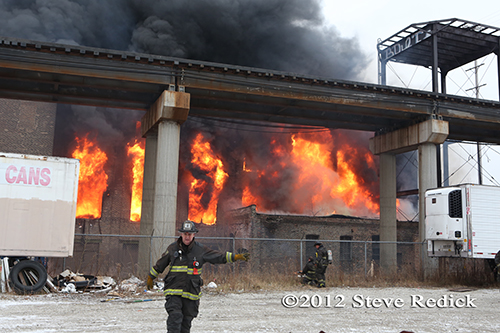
[45,234,426,281]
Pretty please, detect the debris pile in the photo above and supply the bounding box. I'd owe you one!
[1,259,159,297]
[117,276,144,293]
[51,269,117,294]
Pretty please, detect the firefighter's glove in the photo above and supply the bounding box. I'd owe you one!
[146,276,154,290]
[234,253,250,261]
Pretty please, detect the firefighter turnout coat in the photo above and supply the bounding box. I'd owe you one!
[149,237,236,300]
[315,244,329,268]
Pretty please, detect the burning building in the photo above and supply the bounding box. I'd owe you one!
[0,91,421,279]
[0,0,412,278]
[178,118,381,224]
[5,101,387,278]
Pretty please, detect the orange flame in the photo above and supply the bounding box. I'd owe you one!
[188,133,228,225]
[242,185,259,208]
[72,134,108,219]
[334,148,378,214]
[127,139,145,222]
[241,130,379,217]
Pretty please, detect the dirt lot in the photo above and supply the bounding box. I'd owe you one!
[1,286,499,333]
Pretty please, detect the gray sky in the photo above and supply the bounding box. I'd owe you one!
[321,0,500,100]
[321,0,500,188]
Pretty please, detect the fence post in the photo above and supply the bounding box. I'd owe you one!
[149,229,154,270]
[364,241,367,277]
[233,236,236,275]
[300,240,303,269]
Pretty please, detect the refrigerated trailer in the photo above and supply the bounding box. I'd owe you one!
[425,184,500,280]
[0,152,79,293]
[425,184,500,259]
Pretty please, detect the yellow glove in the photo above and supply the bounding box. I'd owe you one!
[234,253,250,261]
[146,276,154,290]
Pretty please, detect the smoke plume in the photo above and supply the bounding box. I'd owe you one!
[0,1,387,218]
[0,0,368,79]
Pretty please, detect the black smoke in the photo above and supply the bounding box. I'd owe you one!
[0,0,381,218]
[0,0,368,79]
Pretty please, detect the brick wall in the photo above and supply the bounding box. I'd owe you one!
[218,206,419,273]
[0,99,56,154]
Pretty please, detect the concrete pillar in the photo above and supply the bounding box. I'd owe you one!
[418,143,439,277]
[151,120,182,258]
[137,134,157,273]
[138,89,190,273]
[370,118,448,278]
[379,153,397,273]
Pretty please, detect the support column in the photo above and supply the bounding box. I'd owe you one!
[137,134,157,273]
[378,45,387,86]
[441,70,448,94]
[138,89,190,273]
[432,24,439,93]
[443,141,449,187]
[418,143,439,277]
[370,118,448,278]
[152,120,182,256]
[497,37,500,101]
[379,153,397,273]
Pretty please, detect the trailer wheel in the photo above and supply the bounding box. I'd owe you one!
[8,260,47,294]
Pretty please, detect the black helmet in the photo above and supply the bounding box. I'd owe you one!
[314,241,322,247]
[178,220,199,233]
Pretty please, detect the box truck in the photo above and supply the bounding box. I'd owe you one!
[0,152,79,293]
[425,184,500,279]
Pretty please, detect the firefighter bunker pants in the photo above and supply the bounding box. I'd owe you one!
[165,295,199,333]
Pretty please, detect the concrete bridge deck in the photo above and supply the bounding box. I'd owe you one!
[0,37,499,143]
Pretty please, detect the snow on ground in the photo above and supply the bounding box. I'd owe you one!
[1,286,500,332]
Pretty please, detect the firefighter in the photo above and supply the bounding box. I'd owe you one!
[297,256,317,286]
[147,220,250,333]
[314,241,328,288]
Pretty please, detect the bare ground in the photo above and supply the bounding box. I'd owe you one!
[1,286,499,333]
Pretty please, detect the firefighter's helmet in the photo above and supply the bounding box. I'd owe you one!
[178,220,199,233]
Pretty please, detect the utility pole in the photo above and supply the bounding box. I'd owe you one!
[466,61,486,185]
[466,61,486,98]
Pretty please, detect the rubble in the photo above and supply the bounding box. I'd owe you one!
[48,269,117,294]
[206,281,217,288]
[1,266,161,299]
[117,276,144,293]
[60,283,77,293]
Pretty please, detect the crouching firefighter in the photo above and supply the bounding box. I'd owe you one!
[297,256,317,286]
[147,220,250,333]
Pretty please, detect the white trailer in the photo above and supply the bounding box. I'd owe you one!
[425,184,500,260]
[0,152,79,293]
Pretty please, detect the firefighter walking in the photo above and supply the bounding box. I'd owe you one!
[147,220,250,333]
[314,241,328,288]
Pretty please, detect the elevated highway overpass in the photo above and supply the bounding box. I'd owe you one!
[1,36,499,275]
[0,37,499,143]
